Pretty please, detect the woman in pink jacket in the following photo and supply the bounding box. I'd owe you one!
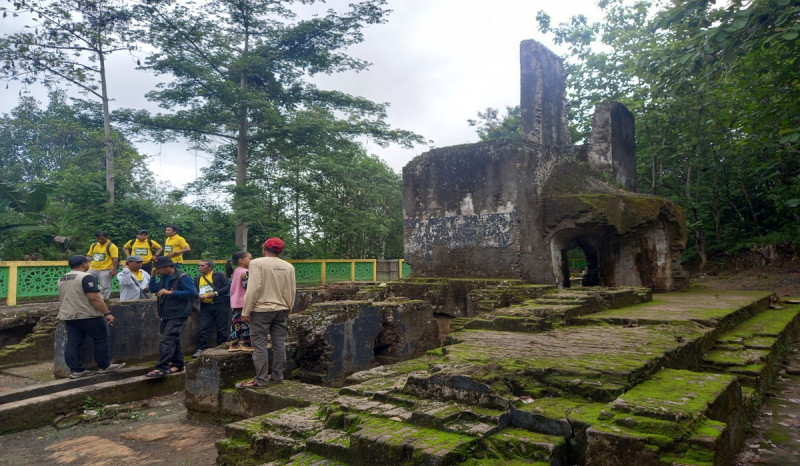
[226,251,253,351]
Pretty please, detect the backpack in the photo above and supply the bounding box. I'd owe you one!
[159,271,201,315]
[92,242,112,255]
[179,272,202,313]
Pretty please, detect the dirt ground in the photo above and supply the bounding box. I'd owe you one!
[0,391,224,465]
[0,266,798,465]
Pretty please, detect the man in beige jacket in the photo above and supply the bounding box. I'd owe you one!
[237,237,295,389]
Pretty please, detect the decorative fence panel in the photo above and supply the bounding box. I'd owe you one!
[0,266,8,299]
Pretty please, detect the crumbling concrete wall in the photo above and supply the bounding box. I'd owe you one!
[290,299,440,386]
[520,39,570,146]
[583,101,637,191]
[402,40,687,291]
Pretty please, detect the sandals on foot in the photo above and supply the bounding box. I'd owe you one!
[235,379,267,389]
[145,368,169,378]
[169,366,184,374]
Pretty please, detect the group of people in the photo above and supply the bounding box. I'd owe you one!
[58,230,296,389]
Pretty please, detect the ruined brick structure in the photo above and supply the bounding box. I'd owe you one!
[403,40,688,291]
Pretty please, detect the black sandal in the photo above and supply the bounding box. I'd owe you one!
[145,368,169,378]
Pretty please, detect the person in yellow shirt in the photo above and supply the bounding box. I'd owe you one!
[86,231,119,299]
[123,230,163,274]
[192,259,231,357]
[163,225,191,267]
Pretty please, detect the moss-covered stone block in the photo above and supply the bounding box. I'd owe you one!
[347,415,479,466]
[484,427,568,464]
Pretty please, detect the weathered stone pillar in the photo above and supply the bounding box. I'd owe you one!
[520,39,571,146]
[587,101,637,191]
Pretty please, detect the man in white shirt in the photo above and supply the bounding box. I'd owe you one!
[117,255,151,301]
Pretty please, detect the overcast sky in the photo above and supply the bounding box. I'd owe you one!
[2,0,601,188]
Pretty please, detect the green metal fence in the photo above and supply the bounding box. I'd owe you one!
[0,259,410,305]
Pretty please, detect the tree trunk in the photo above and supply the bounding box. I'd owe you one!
[711,185,722,244]
[234,30,250,251]
[739,176,761,235]
[691,208,708,270]
[99,49,114,206]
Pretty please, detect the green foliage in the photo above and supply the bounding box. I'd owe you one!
[467,106,521,142]
[126,0,422,251]
[0,0,138,205]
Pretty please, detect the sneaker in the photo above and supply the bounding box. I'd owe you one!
[98,362,126,374]
[69,370,96,379]
[228,345,242,352]
[241,346,254,352]
[192,349,204,358]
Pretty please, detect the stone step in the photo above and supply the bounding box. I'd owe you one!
[466,284,556,316]
[0,365,150,404]
[341,415,481,465]
[700,302,800,395]
[0,366,184,434]
[219,379,338,419]
[459,287,653,333]
[265,451,349,465]
[218,404,326,465]
[325,392,511,438]
[576,289,772,328]
[585,368,741,466]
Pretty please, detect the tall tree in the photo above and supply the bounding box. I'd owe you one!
[0,0,135,205]
[130,0,422,249]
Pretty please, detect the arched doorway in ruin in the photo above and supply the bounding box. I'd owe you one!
[549,229,602,288]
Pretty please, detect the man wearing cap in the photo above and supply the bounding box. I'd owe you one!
[123,230,162,275]
[163,225,190,268]
[237,237,295,389]
[146,256,197,377]
[117,255,151,301]
[58,255,126,378]
[86,231,119,299]
[192,259,231,357]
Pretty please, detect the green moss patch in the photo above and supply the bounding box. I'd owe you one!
[484,427,567,462]
[611,369,737,423]
[579,290,772,325]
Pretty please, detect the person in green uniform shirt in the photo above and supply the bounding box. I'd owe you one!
[123,230,163,274]
[163,225,191,268]
[86,231,119,299]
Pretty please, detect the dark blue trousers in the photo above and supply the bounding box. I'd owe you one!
[156,318,187,371]
[197,302,229,350]
[65,317,110,373]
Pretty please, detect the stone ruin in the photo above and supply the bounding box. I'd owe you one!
[403,39,688,292]
[7,40,799,466]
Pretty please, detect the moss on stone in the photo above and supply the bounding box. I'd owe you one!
[611,369,736,422]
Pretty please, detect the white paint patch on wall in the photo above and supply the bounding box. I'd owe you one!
[460,193,475,216]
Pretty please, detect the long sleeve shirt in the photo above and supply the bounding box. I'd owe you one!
[229,267,248,309]
[117,268,150,301]
[242,257,295,317]
[149,271,196,299]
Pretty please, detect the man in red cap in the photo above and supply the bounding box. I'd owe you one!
[237,237,295,389]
